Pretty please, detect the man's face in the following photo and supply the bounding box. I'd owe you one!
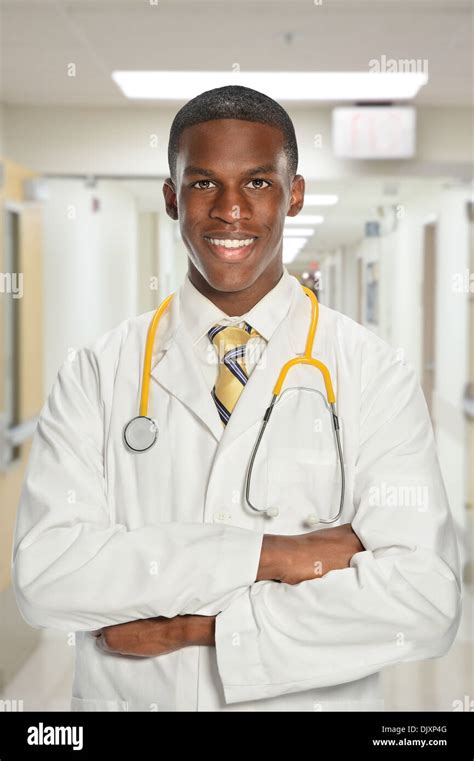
[163,119,305,293]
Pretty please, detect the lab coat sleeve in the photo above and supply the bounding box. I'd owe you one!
[11,347,263,632]
[214,344,462,705]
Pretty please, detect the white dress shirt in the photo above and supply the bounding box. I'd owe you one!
[180,266,296,390]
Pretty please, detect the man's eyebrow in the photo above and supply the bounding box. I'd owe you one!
[183,164,278,177]
[245,164,278,175]
[184,166,215,177]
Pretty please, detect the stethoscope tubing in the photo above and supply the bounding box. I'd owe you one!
[244,389,345,523]
[123,284,344,524]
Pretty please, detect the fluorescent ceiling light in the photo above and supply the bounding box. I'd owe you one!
[112,71,428,101]
[304,195,339,206]
[283,228,315,237]
[285,215,324,225]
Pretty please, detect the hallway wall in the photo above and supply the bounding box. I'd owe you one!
[318,184,471,551]
[3,105,472,181]
[42,179,138,394]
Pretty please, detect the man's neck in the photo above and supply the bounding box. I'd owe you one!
[188,262,284,316]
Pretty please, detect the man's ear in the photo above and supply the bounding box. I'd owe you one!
[163,178,179,220]
[286,174,305,218]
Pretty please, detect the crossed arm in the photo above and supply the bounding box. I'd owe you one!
[93,524,363,656]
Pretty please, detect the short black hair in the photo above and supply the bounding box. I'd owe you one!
[167,85,298,184]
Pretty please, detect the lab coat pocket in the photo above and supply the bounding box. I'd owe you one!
[265,443,342,531]
[265,447,325,531]
[70,696,129,712]
[263,386,342,530]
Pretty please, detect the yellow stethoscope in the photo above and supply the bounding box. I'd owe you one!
[123,286,345,525]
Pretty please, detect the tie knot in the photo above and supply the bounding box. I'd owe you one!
[207,321,259,355]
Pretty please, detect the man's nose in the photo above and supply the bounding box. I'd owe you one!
[209,187,252,222]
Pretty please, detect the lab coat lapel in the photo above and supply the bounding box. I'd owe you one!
[149,295,224,443]
[217,279,310,453]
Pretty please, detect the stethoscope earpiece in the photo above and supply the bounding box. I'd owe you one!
[265,507,280,518]
[305,513,319,527]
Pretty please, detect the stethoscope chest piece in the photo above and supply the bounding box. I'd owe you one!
[123,415,158,453]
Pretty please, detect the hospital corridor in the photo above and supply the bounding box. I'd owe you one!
[0,0,472,715]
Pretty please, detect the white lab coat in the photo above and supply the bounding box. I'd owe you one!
[11,274,462,712]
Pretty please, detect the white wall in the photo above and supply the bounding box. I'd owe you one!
[340,242,359,323]
[357,187,471,544]
[43,178,138,393]
[157,210,187,300]
[322,249,343,312]
[433,187,470,551]
[0,105,4,157]
[3,105,472,180]
[173,233,190,291]
[137,211,160,314]
[358,237,385,340]
[326,185,471,548]
[137,210,189,311]
[436,188,470,411]
[387,215,424,373]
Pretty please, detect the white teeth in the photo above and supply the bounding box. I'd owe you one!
[207,238,255,249]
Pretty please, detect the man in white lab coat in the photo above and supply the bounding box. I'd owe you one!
[12,85,461,712]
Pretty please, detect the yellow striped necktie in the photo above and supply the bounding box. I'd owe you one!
[208,322,260,425]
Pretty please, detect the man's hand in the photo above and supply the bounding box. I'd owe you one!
[257,523,365,585]
[92,614,215,657]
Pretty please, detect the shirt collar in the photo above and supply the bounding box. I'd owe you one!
[180,266,294,345]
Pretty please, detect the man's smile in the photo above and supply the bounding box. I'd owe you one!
[203,235,259,261]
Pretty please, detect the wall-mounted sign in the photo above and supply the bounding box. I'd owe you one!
[333,107,416,159]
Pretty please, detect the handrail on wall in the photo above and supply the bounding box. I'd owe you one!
[0,415,38,471]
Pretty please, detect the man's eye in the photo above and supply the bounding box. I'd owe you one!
[192,180,216,189]
[246,179,271,189]
[191,178,270,190]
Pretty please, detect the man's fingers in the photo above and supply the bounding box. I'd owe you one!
[94,634,105,650]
